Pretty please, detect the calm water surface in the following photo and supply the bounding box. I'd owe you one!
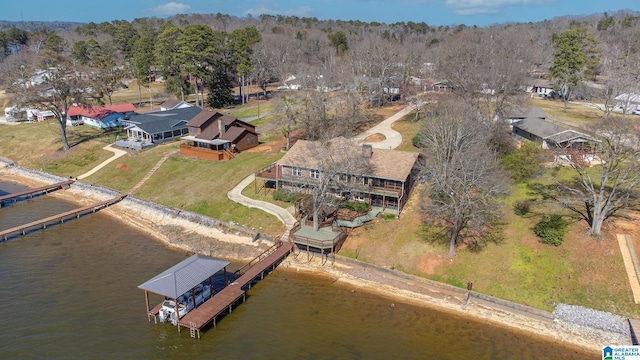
[0,180,596,359]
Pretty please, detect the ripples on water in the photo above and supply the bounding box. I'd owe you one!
[0,181,594,359]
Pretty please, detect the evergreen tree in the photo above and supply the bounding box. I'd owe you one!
[549,28,600,110]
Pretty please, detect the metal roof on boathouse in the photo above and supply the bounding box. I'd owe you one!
[138,254,230,298]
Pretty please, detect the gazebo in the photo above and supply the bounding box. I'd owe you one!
[138,254,230,325]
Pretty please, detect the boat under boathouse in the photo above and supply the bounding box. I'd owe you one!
[139,242,293,338]
[138,254,231,327]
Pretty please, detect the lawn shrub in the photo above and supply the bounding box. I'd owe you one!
[412,134,421,148]
[342,201,369,213]
[382,213,396,221]
[501,142,546,182]
[514,199,534,216]
[273,189,304,203]
[534,214,569,246]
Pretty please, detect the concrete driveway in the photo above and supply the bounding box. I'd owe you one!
[352,104,416,150]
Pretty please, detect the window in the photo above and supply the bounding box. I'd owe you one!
[292,167,302,176]
[310,169,320,179]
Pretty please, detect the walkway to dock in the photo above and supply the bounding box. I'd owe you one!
[176,241,294,338]
[0,194,127,241]
[76,144,127,180]
[0,179,74,206]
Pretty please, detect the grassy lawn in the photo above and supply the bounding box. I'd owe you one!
[0,120,118,176]
[108,80,168,112]
[342,175,640,317]
[228,102,277,119]
[338,102,640,318]
[84,142,177,191]
[529,98,630,128]
[129,147,286,236]
[392,117,421,153]
[241,180,295,209]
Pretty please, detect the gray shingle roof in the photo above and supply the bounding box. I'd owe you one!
[125,107,202,135]
[138,254,230,298]
[505,106,546,120]
[513,117,594,144]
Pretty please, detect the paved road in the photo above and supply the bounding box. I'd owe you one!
[77,144,127,180]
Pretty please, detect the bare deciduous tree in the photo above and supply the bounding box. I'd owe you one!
[417,100,510,256]
[435,27,532,120]
[8,52,98,151]
[292,137,373,231]
[538,118,640,235]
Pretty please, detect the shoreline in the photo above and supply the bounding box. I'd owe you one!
[0,165,620,354]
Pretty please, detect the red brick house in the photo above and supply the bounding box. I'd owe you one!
[180,111,259,161]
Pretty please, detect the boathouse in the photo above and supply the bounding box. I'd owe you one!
[138,242,293,338]
[138,254,230,325]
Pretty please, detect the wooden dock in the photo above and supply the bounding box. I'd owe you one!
[0,194,127,241]
[630,319,640,345]
[176,241,294,338]
[0,180,75,206]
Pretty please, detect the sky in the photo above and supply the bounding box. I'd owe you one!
[1,0,638,27]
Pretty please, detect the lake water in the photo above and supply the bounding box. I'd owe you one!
[0,180,595,359]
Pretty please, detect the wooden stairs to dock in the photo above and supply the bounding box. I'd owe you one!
[129,149,178,194]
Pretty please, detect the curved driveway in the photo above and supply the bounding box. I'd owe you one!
[227,105,415,230]
[352,104,415,149]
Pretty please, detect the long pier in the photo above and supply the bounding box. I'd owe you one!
[0,194,127,241]
[0,180,75,207]
[175,241,294,338]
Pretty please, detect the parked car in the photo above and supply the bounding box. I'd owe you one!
[632,109,640,115]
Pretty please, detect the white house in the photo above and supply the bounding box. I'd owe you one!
[614,93,640,114]
[66,103,136,129]
[526,79,554,97]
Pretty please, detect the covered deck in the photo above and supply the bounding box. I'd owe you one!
[179,136,235,161]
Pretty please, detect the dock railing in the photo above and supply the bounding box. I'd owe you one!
[233,241,284,277]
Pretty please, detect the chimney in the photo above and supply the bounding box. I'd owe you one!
[218,119,225,134]
[362,144,373,158]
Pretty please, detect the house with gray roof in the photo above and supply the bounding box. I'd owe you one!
[512,117,598,166]
[501,106,547,125]
[116,107,202,150]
